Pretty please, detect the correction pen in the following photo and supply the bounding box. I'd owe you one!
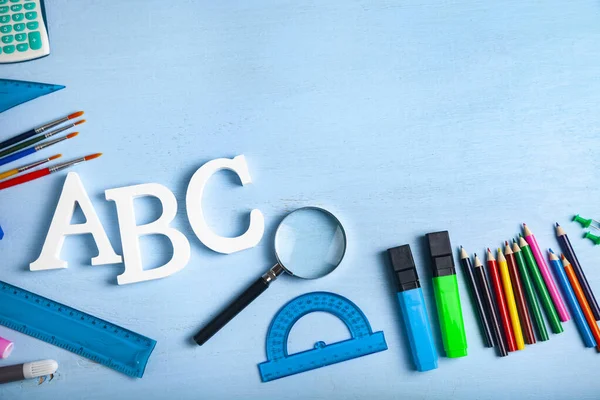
[0,360,58,384]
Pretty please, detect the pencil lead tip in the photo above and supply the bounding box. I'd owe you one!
[487,247,491,253]
[549,248,554,254]
[505,240,509,246]
[556,222,560,227]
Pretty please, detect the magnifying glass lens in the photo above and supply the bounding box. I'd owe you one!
[275,208,346,279]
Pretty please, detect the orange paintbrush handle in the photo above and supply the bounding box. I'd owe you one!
[0,168,50,190]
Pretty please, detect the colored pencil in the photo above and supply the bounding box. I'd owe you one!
[512,242,548,341]
[504,242,535,345]
[0,153,101,191]
[460,247,494,348]
[0,154,62,181]
[474,254,508,357]
[562,255,600,351]
[497,249,525,350]
[548,251,595,347]
[0,133,78,168]
[556,223,600,321]
[518,236,563,334]
[0,111,84,151]
[487,249,516,352]
[0,120,85,159]
[523,224,569,322]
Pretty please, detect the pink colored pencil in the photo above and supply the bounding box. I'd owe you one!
[523,224,570,322]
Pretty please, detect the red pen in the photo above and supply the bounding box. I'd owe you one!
[487,248,517,352]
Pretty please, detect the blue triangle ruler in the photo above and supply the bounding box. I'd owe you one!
[0,79,65,113]
[258,292,387,382]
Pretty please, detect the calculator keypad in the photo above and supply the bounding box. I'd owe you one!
[0,0,46,59]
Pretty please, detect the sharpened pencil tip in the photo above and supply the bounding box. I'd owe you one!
[505,241,509,246]
[556,222,560,227]
[549,248,554,254]
[487,248,491,252]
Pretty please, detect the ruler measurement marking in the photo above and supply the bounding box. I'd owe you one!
[0,281,155,378]
[259,292,387,382]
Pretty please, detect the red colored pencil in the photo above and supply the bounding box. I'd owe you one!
[0,153,102,191]
[504,241,536,345]
[487,248,517,352]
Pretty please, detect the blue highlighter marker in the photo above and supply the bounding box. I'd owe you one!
[388,245,438,372]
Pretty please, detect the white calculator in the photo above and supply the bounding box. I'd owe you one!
[0,0,49,63]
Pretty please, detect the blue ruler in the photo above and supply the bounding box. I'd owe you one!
[0,79,65,113]
[258,292,387,382]
[0,280,156,378]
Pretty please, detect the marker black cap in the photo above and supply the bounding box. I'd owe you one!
[426,231,455,277]
[388,245,420,291]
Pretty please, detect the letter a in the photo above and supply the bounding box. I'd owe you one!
[30,172,122,271]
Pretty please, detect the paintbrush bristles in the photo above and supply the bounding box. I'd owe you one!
[84,153,102,161]
[68,111,84,119]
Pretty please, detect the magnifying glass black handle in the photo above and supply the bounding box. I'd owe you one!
[193,265,285,346]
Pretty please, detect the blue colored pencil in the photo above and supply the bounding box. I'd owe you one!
[548,249,596,348]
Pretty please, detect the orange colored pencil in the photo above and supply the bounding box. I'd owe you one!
[562,255,600,351]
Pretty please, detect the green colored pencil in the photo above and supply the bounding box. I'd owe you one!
[0,119,85,159]
[512,241,549,341]
[518,236,563,334]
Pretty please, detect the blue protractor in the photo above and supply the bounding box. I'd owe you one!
[0,78,65,113]
[258,292,387,382]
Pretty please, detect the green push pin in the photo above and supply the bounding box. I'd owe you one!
[573,214,600,230]
[583,231,600,245]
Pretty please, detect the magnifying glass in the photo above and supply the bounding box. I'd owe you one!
[193,206,347,346]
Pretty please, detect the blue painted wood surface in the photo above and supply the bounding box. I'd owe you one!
[1,1,600,398]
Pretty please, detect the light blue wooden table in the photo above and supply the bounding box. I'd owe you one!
[1,1,599,398]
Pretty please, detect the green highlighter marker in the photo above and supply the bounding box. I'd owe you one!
[426,231,468,358]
